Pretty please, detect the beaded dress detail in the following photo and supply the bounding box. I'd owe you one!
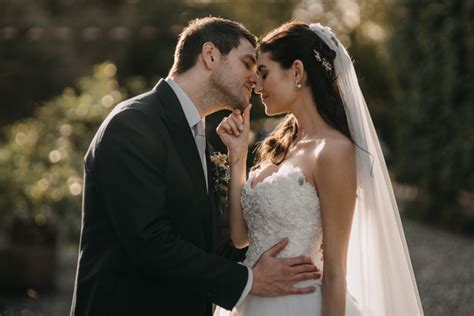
[241,164,324,287]
[214,164,362,316]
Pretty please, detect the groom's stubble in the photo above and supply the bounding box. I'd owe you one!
[209,56,248,111]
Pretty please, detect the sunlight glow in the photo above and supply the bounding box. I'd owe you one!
[104,64,117,77]
[69,183,82,196]
[60,124,72,137]
[102,95,114,108]
[361,21,386,42]
[49,150,62,163]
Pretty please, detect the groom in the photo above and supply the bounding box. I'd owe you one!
[71,17,319,316]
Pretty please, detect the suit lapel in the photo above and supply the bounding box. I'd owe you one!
[206,143,215,198]
[153,79,208,200]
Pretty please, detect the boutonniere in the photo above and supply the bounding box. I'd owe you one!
[210,152,230,214]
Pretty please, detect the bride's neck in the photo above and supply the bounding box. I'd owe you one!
[291,96,330,141]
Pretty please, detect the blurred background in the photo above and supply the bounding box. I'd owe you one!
[0,0,473,315]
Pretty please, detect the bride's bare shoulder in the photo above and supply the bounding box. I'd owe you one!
[310,135,354,176]
[310,135,356,193]
[312,134,354,162]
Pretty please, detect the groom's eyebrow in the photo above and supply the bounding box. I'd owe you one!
[243,54,257,65]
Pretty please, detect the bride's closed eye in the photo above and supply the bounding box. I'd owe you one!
[258,71,268,80]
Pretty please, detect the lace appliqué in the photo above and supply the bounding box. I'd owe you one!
[241,164,324,287]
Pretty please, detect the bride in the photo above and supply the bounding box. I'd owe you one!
[214,22,423,315]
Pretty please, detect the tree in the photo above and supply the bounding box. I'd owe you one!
[389,0,474,231]
[0,63,122,240]
[293,0,397,148]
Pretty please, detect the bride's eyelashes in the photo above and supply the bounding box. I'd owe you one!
[258,71,268,80]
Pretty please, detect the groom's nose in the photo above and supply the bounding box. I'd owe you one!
[248,71,257,85]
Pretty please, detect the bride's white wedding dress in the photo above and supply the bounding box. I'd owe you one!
[215,163,363,316]
[216,22,423,316]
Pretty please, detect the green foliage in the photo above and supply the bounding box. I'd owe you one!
[0,0,299,128]
[291,0,398,156]
[0,63,123,240]
[3,0,471,238]
[0,0,303,241]
[389,0,474,228]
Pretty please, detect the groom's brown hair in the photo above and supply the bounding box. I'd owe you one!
[169,17,256,76]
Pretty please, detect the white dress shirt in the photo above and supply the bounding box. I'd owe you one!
[165,77,253,309]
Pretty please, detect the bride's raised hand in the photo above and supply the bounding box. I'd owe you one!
[216,104,252,158]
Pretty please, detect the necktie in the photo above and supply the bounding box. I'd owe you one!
[193,120,208,192]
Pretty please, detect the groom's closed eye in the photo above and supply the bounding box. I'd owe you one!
[242,55,257,71]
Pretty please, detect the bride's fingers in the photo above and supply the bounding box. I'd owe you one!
[217,118,238,136]
[224,116,241,136]
[243,103,252,127]
[216,119,233,136]
[232,108,243,120]
[230,110,244,131]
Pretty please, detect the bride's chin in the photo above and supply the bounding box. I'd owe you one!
[263,104,271,115]
[264,106,278,117]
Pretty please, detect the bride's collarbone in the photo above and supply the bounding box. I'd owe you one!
[251,158,316,190]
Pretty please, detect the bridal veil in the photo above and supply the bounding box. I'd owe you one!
[309,23,423,315]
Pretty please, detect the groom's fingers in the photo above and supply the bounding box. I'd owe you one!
[287,286,316,295]
[291,263,319,274]
[281,255,313,267]
[264,237,288,257]
[292,272,321,283]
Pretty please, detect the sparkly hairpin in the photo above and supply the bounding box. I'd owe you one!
[313,49,333,72]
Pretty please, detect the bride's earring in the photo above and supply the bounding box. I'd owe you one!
[296,82,302,89]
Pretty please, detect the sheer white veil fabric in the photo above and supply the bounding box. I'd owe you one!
[309,23,423,315]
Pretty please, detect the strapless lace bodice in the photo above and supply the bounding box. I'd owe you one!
[213,164,364,316]
[241,164,324,284]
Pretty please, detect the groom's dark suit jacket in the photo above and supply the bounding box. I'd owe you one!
[71,79,248,316]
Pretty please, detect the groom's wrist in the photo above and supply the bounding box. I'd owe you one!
[234,266,253,308]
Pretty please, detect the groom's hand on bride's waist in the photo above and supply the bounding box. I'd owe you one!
[250,237,320,297]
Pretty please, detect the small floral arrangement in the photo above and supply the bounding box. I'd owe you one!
[210,152,230,214]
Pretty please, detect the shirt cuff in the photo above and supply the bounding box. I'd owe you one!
[234,266,253,308]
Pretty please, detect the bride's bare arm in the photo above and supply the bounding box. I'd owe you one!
[227,151,249,248]
[216,106,252,248]
[314,139,356,316]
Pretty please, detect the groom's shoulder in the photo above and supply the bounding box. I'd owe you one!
[85,89,167,156]
[99,86,167,130]
[116,88,165,117]
[101,91,166,135]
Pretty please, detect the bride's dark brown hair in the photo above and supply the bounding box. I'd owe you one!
[253,22,353,170]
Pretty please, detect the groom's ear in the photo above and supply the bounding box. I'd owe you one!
[201,42,220,70]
